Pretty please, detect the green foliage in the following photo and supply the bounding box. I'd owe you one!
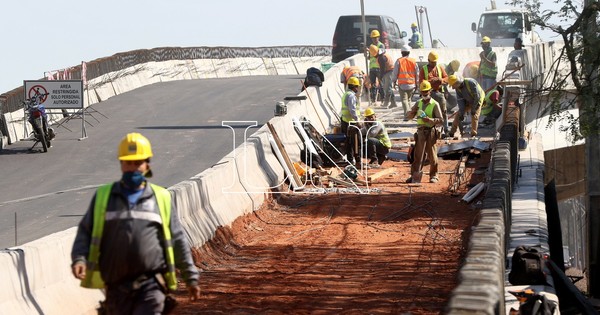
[507,0,600,141]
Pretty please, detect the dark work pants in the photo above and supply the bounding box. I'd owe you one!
[105,279,165,315]
[366,138,390,164]
[341,120,360,163]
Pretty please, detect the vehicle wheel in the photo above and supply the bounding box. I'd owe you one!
[39,129,48,152]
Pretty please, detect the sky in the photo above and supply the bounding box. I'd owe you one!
[0,0,567,94]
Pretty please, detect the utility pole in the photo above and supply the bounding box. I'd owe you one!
[583,0,600,298]
[361,0,371,107]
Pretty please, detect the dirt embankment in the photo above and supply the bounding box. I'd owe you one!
[173,149,489,314]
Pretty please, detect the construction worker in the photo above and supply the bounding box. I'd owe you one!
[369,44,397,109]
[405,81,443,183]
[478,36,498,91]
[419,51,449,135]
[408,22,424,49]
[392,44,419,119]
[445,60,460,76]
[362,107,391,167]
[340,77,363,165]
[443,59,461,111]
[463,61,480,79]
[447,75,485,138]
[340,66,367,104]
[71,133,201,314]
[481,86,503,125]
[367,29,385,103]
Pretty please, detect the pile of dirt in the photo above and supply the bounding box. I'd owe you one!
[172,145,490,314]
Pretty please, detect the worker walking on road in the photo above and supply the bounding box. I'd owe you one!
[408,22,424,49]
[71,132,201,315]
[370,44,397,109]
[447,75,485,138]
[419,51,449,135]
[340,66,367,105]
[478,36,498,91]
[392,44,419,119]
[367,30,385,103]
[362,107,391,168]
[405,81,443,183]
[340,77,363,166]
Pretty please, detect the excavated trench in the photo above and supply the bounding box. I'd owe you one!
[173,148,490,314]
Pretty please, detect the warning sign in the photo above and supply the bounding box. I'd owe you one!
[24,80,84,109]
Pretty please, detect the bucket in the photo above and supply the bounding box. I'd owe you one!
[274,101,287,116]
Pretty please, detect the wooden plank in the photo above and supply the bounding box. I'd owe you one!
[327,176,356,188]
[368,167,398,182]
[267,122,303,190]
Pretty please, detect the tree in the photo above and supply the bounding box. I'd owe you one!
[509,0,599,141]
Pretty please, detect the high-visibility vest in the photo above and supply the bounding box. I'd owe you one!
[369,42,385,69]
[396,57,417,85]
[340,90,360,123]
[378,52,394,73]
[416,99,439,128]
[479,50,498,78]
[412,31,424,48]
[482,89,497,115]
[464,79,485,105]
[374,121,392,148]
[342,66,362,82]
[81,183,177,291]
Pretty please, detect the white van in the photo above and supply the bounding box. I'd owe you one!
[471,8,541,47]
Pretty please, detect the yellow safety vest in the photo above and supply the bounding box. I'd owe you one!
[374,121,392,148]
[340,90,360,123]
[417,99,439,128]
[81,183,177,291]
[482,89,497,115]
[369,42,385,69]
[479,50,498,78]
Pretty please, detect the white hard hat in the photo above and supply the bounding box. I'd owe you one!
[401,44,411,52]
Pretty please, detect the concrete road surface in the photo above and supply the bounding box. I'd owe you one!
[0,75,304,248]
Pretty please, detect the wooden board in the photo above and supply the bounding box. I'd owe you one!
[267,122,303,191]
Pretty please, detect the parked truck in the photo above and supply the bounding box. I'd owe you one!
[471,0,541,47]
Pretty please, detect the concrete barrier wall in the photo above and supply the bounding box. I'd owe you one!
[0,42,559,314]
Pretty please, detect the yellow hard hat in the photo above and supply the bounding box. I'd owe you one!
[118,132,153,161]
[411,22,418,28]
[449,60,460,72]
[428,51,439,62]
[481,36,492,43]
[347,76,361,87]
[369,44,380,57]
[420,80,432,92]
[370,30,380,38]
[448,74,462,88]
[364,107,375,117]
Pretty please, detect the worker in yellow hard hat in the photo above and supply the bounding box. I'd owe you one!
[366,29,385,103]
[447,74,485,139]
[340,77,363,166]
[341,66,367,104]
[405,81,443,183]
[419,50,449,136]
[409,22,424,49]
[362,107,391,168]
[71,132,201,313]
[370,44,397,109]
[478,36,498,91]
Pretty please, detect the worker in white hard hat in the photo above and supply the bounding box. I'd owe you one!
[340,77,363,166]
[362,107,391,168]
[405,81,443,183]
[393,44,419,119]
[71,133,201,314]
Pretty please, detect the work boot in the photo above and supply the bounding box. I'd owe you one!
[429,176,439,183]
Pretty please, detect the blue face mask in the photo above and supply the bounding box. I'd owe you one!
[122,171,146,188]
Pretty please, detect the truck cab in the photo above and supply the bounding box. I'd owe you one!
[471,9,540,47]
